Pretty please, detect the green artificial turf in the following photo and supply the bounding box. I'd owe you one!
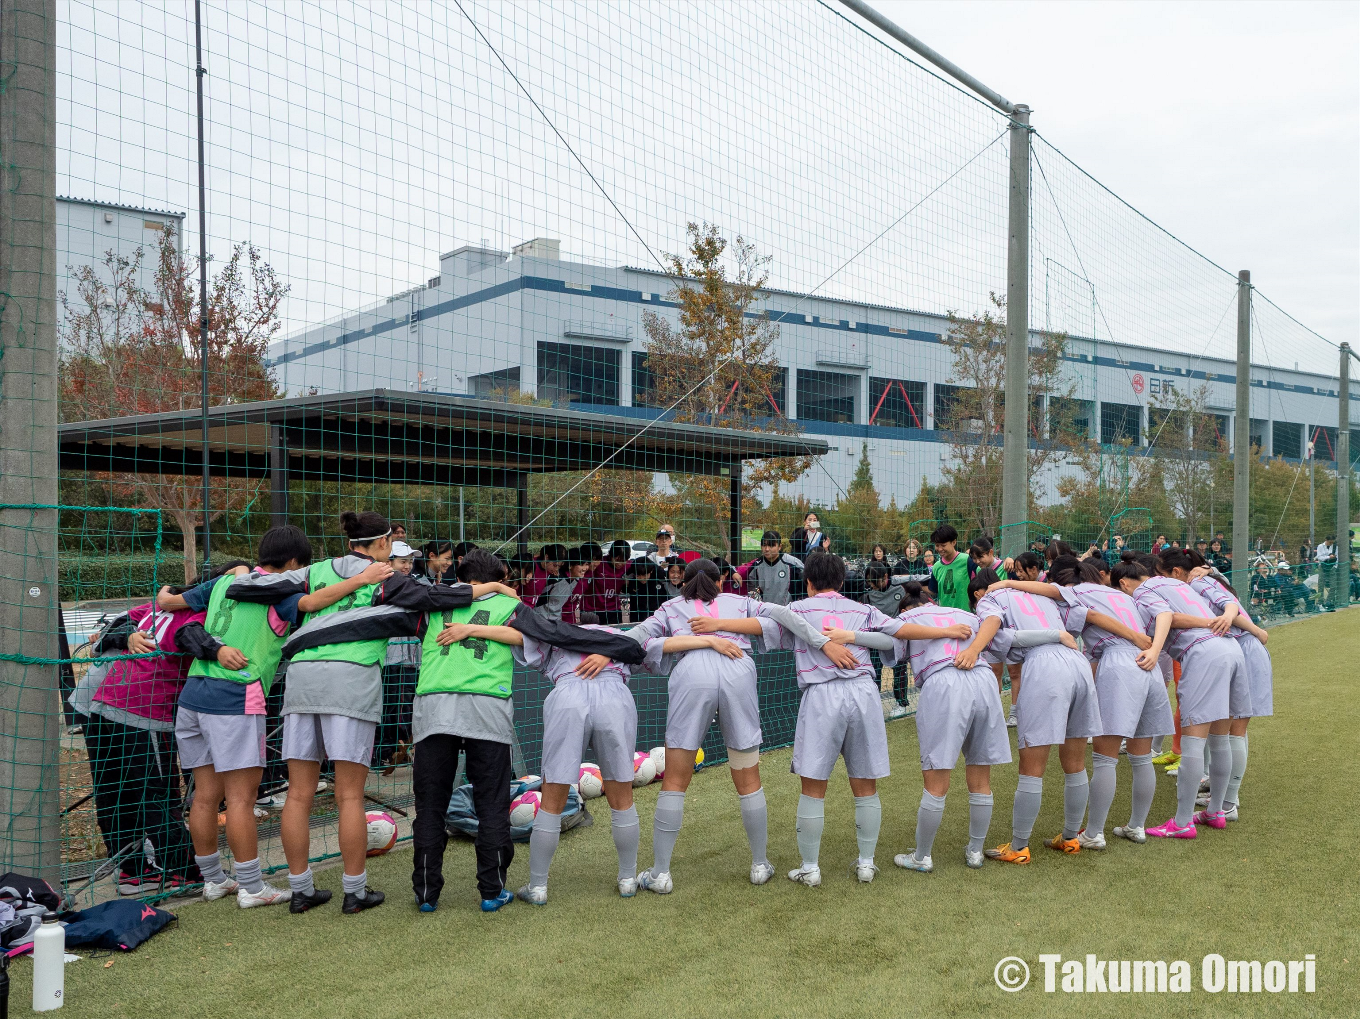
[19,609,1358,1018]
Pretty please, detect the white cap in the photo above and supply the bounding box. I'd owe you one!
[391,540,418,558]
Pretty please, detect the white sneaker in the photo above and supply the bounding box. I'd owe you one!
[237,883,291,908]
[1119,739,1128,754]
[637,869,672,895]
[1195,792,1211,808]
[893,852,933,873]
[787,863,822,887]
[1222,803,1239,822]
[1076,829,1106,850]
[201,877,239,901]
[617,876,639,898]
[1006,708,1018,728]
[886,704,909,720]
[1164,764,1179,777]
[1113,825,1146,844]
[516,884,547,906]
[749,861,776,885]
[854,859,879,883]
[964,848,985,869]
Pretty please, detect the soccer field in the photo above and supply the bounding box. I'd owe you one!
[23,609,1359,1018]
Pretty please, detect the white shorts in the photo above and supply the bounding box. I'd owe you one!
[282,712,377,767]
[1092,648,1175,738]
[914,667,1012,771]
[1176,638,1250,726]
[1014,646,1103,749]
[791,679,890,781]
[540,677,638,785]
[664,652,762,752]
[175,709,267,773]
[1238,635,1273,717]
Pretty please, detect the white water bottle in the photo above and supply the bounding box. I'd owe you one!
[31,910,64,1011]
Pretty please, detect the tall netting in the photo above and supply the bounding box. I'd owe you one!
[0,0,1344,900]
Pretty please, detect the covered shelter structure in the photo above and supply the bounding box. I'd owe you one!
[57,389,829,556]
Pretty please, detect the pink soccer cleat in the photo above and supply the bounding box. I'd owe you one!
[1192,809,1227,830]
[1146,816,1197,839]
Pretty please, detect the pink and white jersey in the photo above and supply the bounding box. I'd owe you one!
[895,605,983,686]
[1133,576,1220,659]
[518,624,643,684]
[1056,583,1144,660]
[628,593,779,654]
[762,593,900,689]
[1190,576,1256,644]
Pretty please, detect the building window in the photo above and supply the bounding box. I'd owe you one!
[1309,425,1338,461]
[537,341,619,406]
[469,366,521,400]
[868,377,925,428]
[1100,401,1141,446]
[1271,421,1302,460]
[1249,418,1267,452]
[1147,407,1186,449]
[796,369,857,424]
[631,351,656,407]
[1203,413,1229,449]
[1049,397,1093,440]
[933,383,967,430]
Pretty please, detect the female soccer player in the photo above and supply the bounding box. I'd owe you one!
[1116,551,1248,839]
[227,513,514,913]
[987,557,1172,845]
[1186,554,1271,821]
[956,569,1099,863]
[625,558,852,890]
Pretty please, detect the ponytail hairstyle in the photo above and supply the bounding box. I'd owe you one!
[681,557,722,603]
[340,510,391,547]
[1184,549,1208,569]
[896,580,933,611]
[968,567,1000,606]
[1111,559,1150,585]
[1078,559,1107,585]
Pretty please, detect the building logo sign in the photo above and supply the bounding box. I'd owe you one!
[1131,373,1145,394]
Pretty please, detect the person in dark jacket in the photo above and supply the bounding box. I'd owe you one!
[624,558,670,620]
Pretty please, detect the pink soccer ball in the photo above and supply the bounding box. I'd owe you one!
[578,763,604,799]
[509,790,542,827]
[632,751,657,787]
[365,810,398,856]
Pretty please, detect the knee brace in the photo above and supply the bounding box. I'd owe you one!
[726,747,760,770]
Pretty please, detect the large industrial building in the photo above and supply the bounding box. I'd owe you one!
[266,239,1357,507]
[56,196,185,317]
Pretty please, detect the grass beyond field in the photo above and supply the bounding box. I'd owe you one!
[19,610,1359,1018]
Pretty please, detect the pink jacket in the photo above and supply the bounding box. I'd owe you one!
[92,602,205,724]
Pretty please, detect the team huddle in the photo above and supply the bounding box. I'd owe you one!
[163,512,1270,916]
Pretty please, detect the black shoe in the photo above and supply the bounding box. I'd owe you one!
[342,887,385,914]
[289,888,332,913]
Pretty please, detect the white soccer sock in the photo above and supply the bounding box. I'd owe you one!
[796,794,825,867]
[1224,734,1248,808]
[914,791,946,859]
[854,794,882,863]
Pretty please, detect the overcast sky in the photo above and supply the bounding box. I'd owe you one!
[872,0,1360,351]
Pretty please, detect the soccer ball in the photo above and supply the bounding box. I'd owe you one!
[632,751,657,787]
[578,763,604,799]
[509,790,542,826]
[365,810,398,857]
[648,746,667,778]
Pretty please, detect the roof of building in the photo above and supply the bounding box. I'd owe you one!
[58,195,187,220]
[58,389,827,486]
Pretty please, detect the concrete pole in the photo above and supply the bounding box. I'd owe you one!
[1336,343,1351,609]
[1000,105,1031,558]
[0,0,60,881]
[1232,271,1252,602]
